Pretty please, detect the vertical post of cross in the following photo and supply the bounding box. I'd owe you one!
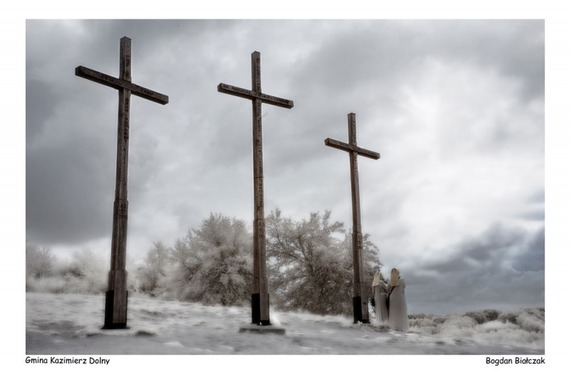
[348,113,366,324]
[106,37,131,329]
[250,52,270,325]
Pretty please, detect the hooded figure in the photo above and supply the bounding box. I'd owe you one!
[371,271,389,324]
[387,268,408,331]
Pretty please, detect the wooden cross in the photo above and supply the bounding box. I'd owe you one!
[218,51,293,326]
[325,113,380,324]
[75,37,169,329]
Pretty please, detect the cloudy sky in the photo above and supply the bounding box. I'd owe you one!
[24,19,546,315]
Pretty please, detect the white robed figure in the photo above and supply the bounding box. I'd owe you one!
[371,271,389,324]
[387,268,408,331]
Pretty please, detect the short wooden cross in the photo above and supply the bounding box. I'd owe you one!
[325,113,380,324]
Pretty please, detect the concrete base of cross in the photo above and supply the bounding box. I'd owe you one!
[238,324,286,335]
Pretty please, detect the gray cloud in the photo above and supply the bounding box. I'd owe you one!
[402,225,544,314]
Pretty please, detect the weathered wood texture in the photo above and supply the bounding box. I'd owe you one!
[75,37,168,329]
[75,66,169,105]
[218,51,293,326]
[325,113,380,324]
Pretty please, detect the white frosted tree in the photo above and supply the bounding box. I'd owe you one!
[26,243,58,292]
[266,209,381,316]
[64,248,107,294]
[137,241,170,297]
[26,243,54,280]
[169,214,253,306]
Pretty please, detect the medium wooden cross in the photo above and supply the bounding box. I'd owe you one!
[325,113,380,324]
[218,51,293,326]
[75,37,169,329]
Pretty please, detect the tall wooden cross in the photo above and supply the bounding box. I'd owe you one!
[75,37,169,329]
[218,51,294,326]
[325,113,380,324]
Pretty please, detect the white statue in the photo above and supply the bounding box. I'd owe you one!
[387,267,408,331]
[371,270,389,324]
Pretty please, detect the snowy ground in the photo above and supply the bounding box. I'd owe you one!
[26,292,543,355]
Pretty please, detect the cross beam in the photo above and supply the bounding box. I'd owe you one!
[324,138,380,160]
[75,66,169,105]
[218,51,293,326]
[218,83,293,109]
[325,113,380,324]
[75,36,168,329]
